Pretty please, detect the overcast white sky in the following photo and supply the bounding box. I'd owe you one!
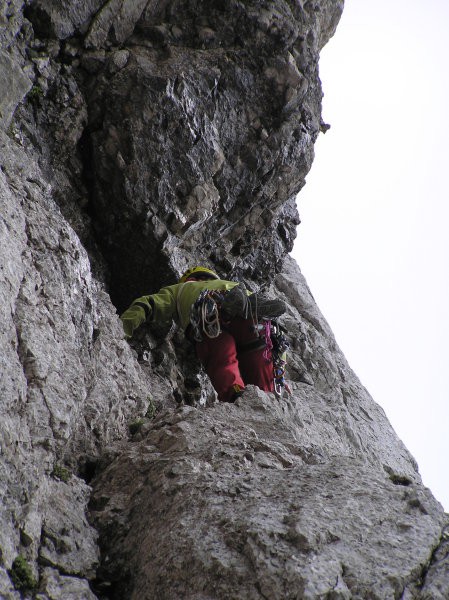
[292,0,449,510]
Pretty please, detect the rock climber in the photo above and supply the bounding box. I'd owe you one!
[120,266,288,402]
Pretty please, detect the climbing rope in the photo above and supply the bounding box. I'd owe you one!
[200,293,221,338]
[190,289,224,341]
[190,287,291,397]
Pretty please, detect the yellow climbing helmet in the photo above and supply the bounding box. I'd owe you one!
[179,266,220,283]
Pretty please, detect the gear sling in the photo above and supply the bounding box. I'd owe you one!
[188,287,289,401]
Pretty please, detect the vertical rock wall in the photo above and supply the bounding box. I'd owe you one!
[0,0,448,598]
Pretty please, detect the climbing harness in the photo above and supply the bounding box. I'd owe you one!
[257,318,291,397]
[189,284,291,396]
[190,289,225,341]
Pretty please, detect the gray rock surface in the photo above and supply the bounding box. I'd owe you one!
[0,0,448,598]
[0,49,32,130]
[90,387,446,599]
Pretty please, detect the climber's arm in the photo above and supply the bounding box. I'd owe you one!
[120,296,154,339]
[120,286,177,339]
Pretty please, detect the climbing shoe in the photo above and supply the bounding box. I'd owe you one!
[221,284,286,319]
[224,384,245,403]
[221,283,249,319]
[248,294,286,318]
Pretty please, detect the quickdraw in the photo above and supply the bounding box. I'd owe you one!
[258,318,291,397]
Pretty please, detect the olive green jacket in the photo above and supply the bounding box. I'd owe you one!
[120,279,239,338]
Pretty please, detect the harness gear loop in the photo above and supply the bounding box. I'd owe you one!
[257,318,291,397]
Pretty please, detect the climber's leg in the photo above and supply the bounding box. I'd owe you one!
[196,330,245,402]
[238,347,274,393]
[227,318,274,393]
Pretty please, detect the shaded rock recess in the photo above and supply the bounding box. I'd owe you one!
[0,0,448,598]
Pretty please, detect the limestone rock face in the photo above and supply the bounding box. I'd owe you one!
[90,388,445,600]
[82,0,335,308]
[0,0,448,599]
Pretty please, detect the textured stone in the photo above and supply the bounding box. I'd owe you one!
[37,568,97,600]
[82,0,340,309]
[38,477,98,576]
[90,388,446,599]
[0,123,158,595]
[84,0,149,49]
[0,50,32,130]
[417,527,449,599]
[0,0,448,598]
[0,568,20,599]
[24,0,104,39]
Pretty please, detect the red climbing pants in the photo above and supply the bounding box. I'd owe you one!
[196,317,274,402]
